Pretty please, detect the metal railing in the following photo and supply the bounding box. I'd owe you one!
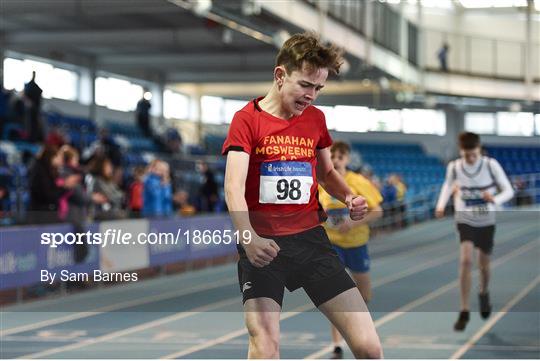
[423,28,540,81]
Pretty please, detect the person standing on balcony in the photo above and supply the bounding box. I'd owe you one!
[437,42,450,72]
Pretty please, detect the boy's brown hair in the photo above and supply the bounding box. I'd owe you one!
[276,32,344,75]
[331,141,351,155]
[458,132,481,150]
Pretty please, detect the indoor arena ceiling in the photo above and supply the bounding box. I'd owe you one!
[2,0,536,110]
[0,0,383,84]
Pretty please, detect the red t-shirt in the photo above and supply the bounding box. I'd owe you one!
[222,97,333,236]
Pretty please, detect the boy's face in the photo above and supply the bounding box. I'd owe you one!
[460,147,481,165]
[331,150,349,170]
[277,62,328,117]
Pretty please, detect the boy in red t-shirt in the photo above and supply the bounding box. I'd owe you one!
[223,32,382,359]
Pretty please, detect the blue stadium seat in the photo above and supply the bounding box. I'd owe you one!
[485,145,540,176]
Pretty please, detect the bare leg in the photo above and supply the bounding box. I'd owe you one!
[331,272,372,347]
[477,249,490,294]
[459,241,474,311]
[244,297,281,359]
[320,288,383,359]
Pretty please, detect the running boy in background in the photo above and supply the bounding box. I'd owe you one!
[319,141,383,359]
[435,132,514,331]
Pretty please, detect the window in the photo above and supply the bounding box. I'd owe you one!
[402,109,446,135]
[371,109,402,132]
[164,90,190,120]
[3,58,25,91]
[465,113,496,134]
[535,114,540,136]
[223,99,247,124]
[459,0,527,7]
[332,106,372,132]
[3,57,78,101]
[95,76,143,112]
[49,68,78,101]
[496,112,534,136]
[317,106,336,129]
[201,96,224,124]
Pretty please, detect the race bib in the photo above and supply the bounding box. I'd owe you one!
[259,161,313,204]
[461,190,489,216]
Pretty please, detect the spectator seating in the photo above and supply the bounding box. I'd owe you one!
[105,119,159,152]
[352,143,446,197]
[485,146,540,175]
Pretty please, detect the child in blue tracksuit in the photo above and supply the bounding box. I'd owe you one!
[142,160,172,217]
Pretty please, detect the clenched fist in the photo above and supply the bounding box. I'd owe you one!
[345,195,368,221]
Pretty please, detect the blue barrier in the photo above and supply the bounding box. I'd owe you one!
[0,224,100,290]
[0,215,236,291]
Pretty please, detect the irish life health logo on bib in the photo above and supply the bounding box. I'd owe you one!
[259,161,313,204]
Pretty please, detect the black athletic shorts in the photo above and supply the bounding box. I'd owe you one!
[237,225,356,307]
[457,223,496,254]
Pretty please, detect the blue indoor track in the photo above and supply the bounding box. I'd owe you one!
[1,210,538,359]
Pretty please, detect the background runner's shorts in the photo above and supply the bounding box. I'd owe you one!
[333,244,370,273]
[457,223,496,254]
[237,226,356,307]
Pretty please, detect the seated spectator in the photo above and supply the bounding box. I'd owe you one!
[173,189,196,217]
[83,129,122,168]
[89,156,126,220]
[165,128,183,153]
[27,145,80,224]
[513,177,533,206]
[59,146,106,262]
[389,174,407,228]
[142,160,172,218]
[381,177,398,228]
[196,160,218,213]
[45,126,67,148]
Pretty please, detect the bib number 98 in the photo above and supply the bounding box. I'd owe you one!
[277,179,301,201]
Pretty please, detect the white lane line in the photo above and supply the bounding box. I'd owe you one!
[17,297,240,359]
[1,277,236,337]
[384,343,539,352]
[450,274,540,360]
[160,303,314,359]
[304,239,539,359]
